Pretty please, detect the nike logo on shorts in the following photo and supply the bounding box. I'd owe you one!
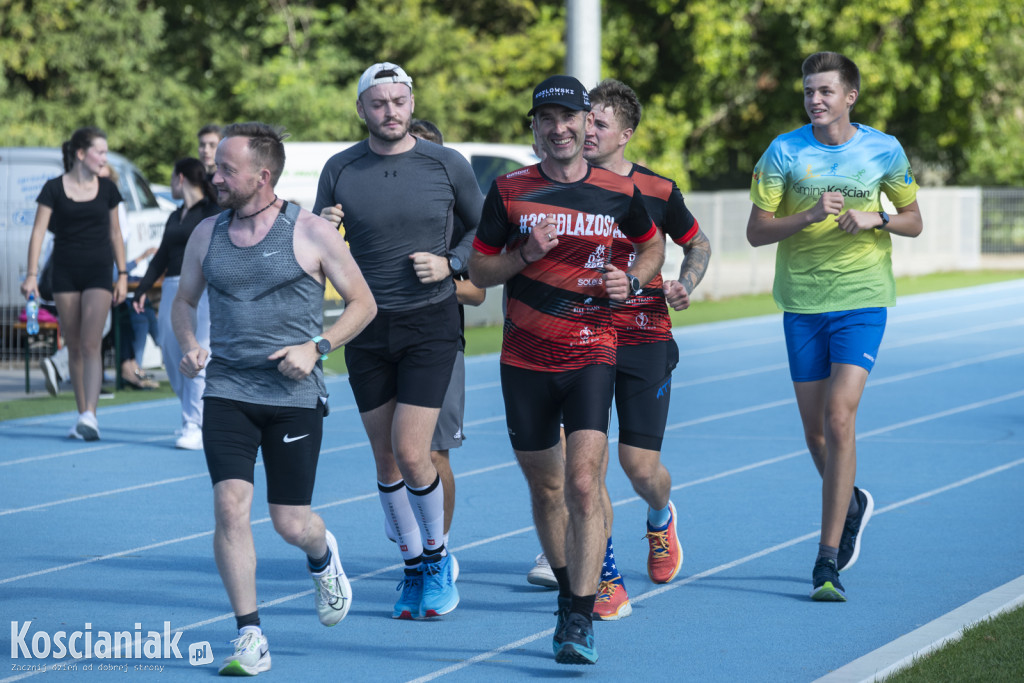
[263,250,280,257]
[282,433,309,443]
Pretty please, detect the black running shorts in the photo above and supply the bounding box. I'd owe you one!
[345,295,460,412]
[202,397,326,505]
[500,363,615,452]
[614,339,679,451]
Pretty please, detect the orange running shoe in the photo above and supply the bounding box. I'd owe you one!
[645,501,684,584]
[591,578,632,621]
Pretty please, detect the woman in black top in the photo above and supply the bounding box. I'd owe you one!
[134,157,221,450]
[21,127,128,441]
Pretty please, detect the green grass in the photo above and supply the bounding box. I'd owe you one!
[881,605,1024,682]
[1,269,1022,678]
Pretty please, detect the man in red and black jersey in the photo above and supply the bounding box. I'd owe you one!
[581,79,712,621]
[469,75,663,666]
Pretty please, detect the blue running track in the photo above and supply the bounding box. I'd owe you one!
[2,280,1022,681]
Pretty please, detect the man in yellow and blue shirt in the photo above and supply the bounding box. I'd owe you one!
[747,51,923,602]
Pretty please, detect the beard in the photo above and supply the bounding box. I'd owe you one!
[367,115,411,143]
[217,184,258,212]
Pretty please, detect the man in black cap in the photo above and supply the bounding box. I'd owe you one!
[469,75,664,665]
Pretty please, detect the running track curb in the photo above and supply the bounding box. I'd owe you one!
[814,574,1024,682]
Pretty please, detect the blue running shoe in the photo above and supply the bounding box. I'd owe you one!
[551,596,571,655]
[393,568,423,620]
[838,487,874,572]
[419,554,459,618]
[810,557,847,602]
[554,612,598,665]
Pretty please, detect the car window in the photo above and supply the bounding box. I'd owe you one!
[471,156,529,194]
[113,172,138,211]
[131,170,160,210]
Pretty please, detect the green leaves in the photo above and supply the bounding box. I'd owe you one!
[1,0,1020,187]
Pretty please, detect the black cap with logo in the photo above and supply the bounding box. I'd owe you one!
[527,75,591,117]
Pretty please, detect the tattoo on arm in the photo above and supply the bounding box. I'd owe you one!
[679,230,711,294]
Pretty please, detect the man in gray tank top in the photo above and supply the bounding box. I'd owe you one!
[314,62,483,621]
[172,122,376,676]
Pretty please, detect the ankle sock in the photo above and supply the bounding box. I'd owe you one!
[817,543,839,563]
[235,611,260,631]
[307,546,331,573]
[647,503,672,529]
[570,593,596,618]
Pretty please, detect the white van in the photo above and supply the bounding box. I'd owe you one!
[0,147,172,314]
[276,141,539,210]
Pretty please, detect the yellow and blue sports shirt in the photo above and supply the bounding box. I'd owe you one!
[750,123,919,314]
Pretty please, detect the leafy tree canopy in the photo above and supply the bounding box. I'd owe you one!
[1,0,1020,189]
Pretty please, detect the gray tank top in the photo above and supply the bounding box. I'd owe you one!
[202,202,327,408]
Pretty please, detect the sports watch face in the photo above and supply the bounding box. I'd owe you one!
[449,255,464,274]
[316,338,331,355]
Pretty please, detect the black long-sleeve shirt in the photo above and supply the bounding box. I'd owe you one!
[134,197,221,299]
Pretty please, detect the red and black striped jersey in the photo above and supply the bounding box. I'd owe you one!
[609,164,699,345]
[473,163,657,371]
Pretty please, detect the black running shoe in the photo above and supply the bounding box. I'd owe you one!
[810,557,847,602]
[554,611,598,665]
[551,596,571,655]
[838,487,874,571]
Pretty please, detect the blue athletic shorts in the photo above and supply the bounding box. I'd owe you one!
[783,307,887,382]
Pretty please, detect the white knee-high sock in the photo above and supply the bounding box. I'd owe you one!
[406,475,446,557]
[378,480,422,564]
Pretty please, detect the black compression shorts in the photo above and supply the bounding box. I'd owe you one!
[500,363,615,452]
[614,339,679,451]
[202,396,326,506]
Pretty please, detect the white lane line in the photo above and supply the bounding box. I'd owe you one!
[0,472,209,516]
[814,575,1024,683]
[405,456,1024,683]
[670,326,1024,389]
[3,389,1021,590]
[4,444,1019,683]
[0,434,171,467]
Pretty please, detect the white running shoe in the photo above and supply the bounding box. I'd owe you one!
[527,552,558,589]
[72,413,100,441]
[218,630,270,676]
[40,358,61,397]
[175,422,203,450]
[310,530,352,626]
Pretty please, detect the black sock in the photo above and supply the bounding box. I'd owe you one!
[570,593,596,619]
[552,565,571,599]
[235,611,260,631]
[422,545,446,563]
[307,547,331,573]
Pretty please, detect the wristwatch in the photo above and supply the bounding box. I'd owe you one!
[877,211,890,228]
[447,253,464,276]
[627,274,643,296]
[311,335,331,361]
